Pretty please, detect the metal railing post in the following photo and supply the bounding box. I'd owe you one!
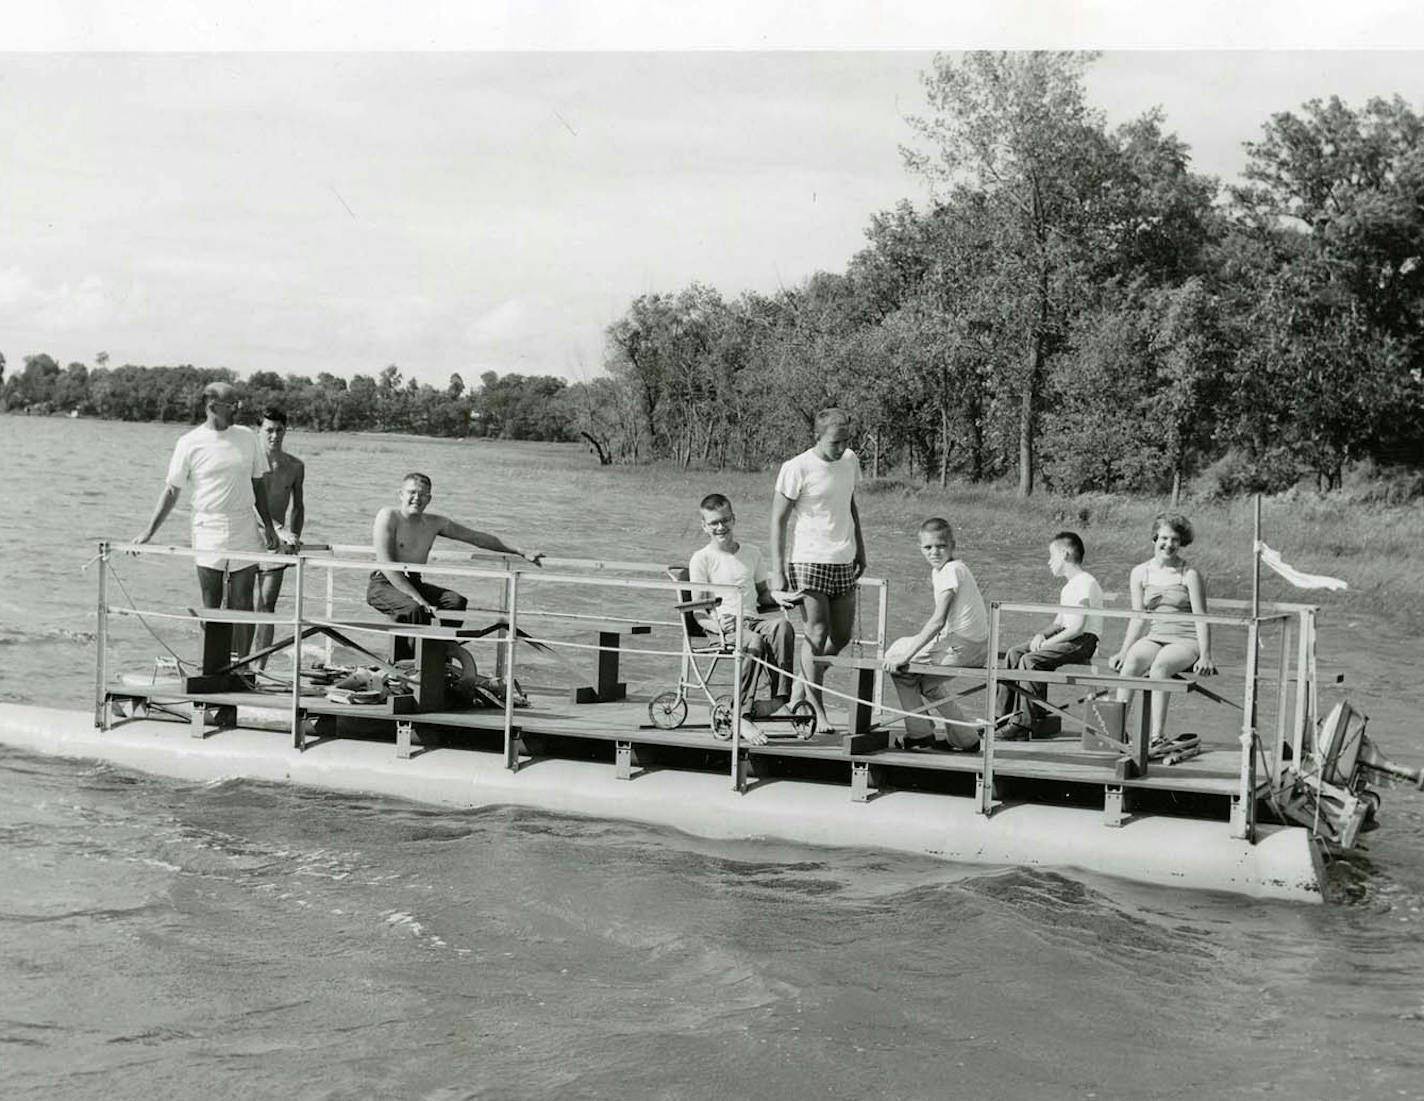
[1293,609,1310,763]
[291,556,305,749]
[979,601,1000,815]
[731,604,744,792]
[94,541,109,730]
[1235,617,1260,841]
[1305,609,1319,759]
[324,563,335,667]
[503,570,520,771]
[495,574,511,682]
[1273,619,1292,787]
[875,578,889,717]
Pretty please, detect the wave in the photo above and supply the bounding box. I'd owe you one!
[0,625,96,647]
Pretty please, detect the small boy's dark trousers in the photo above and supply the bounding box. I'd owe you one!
[995,633,1099,731]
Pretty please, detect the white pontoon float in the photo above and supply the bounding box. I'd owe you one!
[0,536,1418,903]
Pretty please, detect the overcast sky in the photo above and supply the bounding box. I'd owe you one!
[3,50,1423,386]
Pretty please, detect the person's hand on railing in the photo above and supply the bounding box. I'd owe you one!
[1193,653,1217,676]
[521,549,546,567]
[1107,651,1126,672]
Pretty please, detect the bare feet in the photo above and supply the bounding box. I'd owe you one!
[738,717,768,745]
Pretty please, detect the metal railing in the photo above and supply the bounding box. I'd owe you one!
[93,540,890,792]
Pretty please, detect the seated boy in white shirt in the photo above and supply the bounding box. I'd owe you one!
[882,518,989,751]
[995,531,1104,740]
[689,493,797,743]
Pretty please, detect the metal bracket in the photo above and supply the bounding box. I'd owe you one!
[975,773,1001,815]
[851,761,877,803]
[1229,794,1252,840]
[396,720,414,760]
[615,740,633,781]
[1104,784,1128,828]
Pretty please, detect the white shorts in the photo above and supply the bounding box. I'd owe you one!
[191,515,263,573]
[887,633,989,669]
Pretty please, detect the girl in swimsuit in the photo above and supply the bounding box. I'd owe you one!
[1108,512,1217,748]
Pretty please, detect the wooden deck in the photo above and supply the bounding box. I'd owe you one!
[104,679,1262,807]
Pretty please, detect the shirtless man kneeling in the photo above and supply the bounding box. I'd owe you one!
[367,472,544,684]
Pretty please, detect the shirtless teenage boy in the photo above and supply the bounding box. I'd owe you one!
[366,473,545,681]
[252,407,306,666]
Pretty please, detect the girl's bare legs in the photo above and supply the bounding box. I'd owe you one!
[1117,638,1198,742]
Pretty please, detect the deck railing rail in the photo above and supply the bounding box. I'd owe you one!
[987,598,1317,841]
[95,540,890,791]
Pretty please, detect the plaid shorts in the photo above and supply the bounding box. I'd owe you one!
[790,561,859,598]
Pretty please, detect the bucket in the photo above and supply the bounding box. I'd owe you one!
[1081,693,1125,752]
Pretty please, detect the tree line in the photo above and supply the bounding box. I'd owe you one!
[573,53,1424,496]
[5,53,1423,496]
[0,358,577,443]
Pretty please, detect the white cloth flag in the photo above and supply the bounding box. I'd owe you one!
[1256,542,1349,591]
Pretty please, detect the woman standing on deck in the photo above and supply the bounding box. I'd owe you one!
[770,408,867,735]
[1109,512,1217,750]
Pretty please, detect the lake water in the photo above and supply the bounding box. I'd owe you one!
[3,415,1424,1100]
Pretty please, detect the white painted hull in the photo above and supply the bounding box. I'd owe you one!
[0,703,1326,902]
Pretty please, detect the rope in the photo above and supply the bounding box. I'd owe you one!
[105,561,197,672]
[739,650,991,731]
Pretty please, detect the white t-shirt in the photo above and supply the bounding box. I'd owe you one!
[774,448,859,564]
[930,559,989,647]
[165,424,265,525]
[1055,571,1104,639]
[689,542,768,620]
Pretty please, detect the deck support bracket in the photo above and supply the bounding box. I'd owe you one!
[615,740,633,781]
[1229,794,1250,839]
[974,773,1001,815]
[1104,784,1129,828]
[850,761,878,803]
[395,720,414,760]
[735,751,763,792]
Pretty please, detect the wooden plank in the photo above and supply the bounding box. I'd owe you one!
[306,618,499,641]
[818,654,1197,694]
[106,679,1260,800]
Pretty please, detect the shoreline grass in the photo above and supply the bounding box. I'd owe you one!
[596,461,1424,631]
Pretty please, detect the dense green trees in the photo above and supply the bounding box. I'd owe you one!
[595,54,1424,495]
[5,56,1421,493]
[0,358,577,443]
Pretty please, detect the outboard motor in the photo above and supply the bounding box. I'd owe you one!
[1279,700,1423,849]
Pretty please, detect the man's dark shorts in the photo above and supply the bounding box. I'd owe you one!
[365,570,468,623]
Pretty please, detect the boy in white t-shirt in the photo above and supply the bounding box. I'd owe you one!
[690,493,797,743]
[882,518,989,751]
[996,531,1104,740]
[769,408,867,735]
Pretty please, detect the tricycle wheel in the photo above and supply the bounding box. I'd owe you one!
[711,695,735,740]
[648,692,687,730]
[790,699,818,740]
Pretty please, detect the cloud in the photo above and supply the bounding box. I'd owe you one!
[462,297,540,350]
[0,267,129,333]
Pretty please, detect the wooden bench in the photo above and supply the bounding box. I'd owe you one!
[565,621,654,704]
[409,611,655,705]
[817,654,1205,781]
